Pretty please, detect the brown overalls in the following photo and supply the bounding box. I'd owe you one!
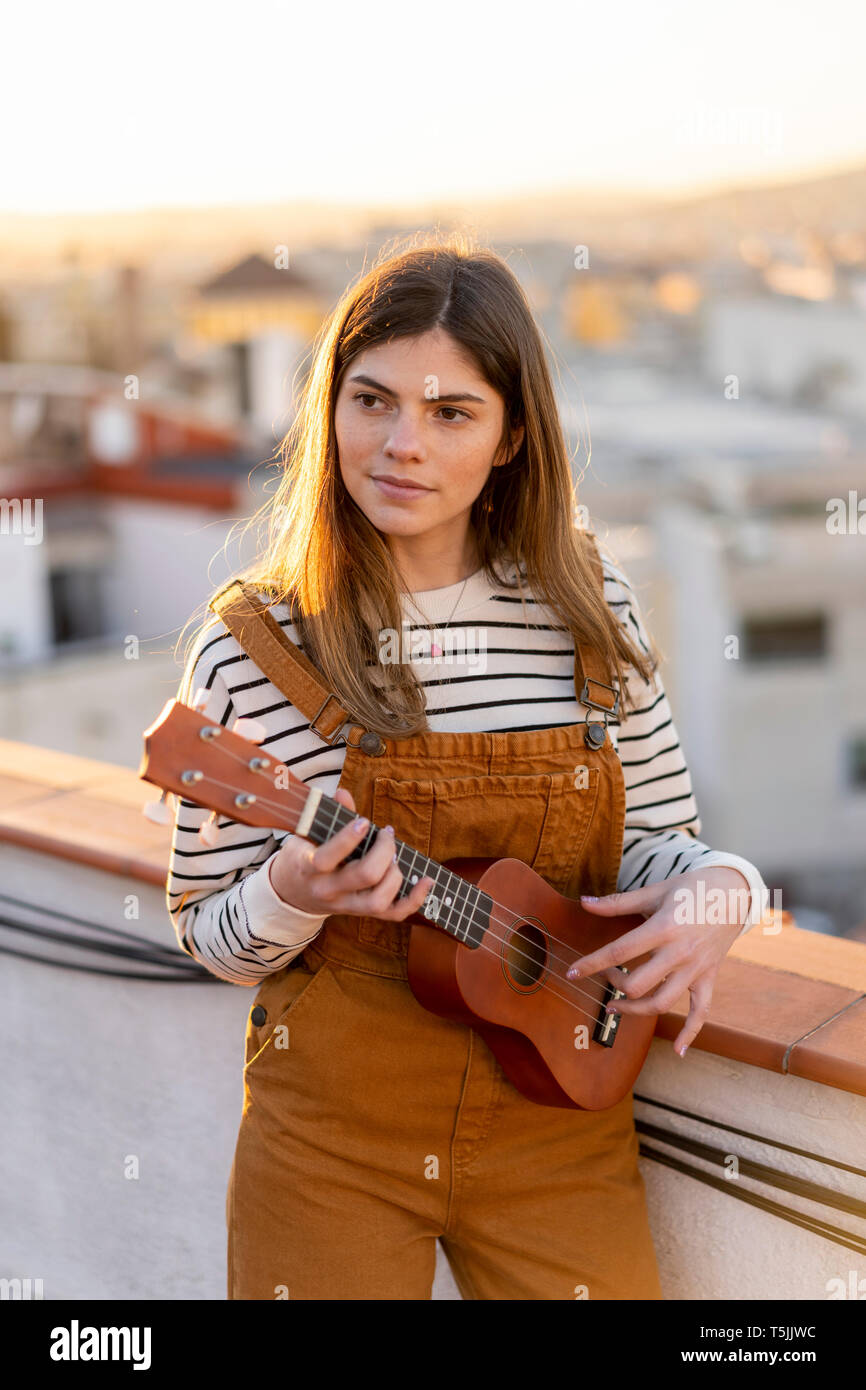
[216,545,663,1301]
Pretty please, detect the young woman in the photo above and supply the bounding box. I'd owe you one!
[168,234,767,1301]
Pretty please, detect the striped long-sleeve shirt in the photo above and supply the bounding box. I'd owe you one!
[166,549,768,984]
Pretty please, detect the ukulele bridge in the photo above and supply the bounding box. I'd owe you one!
[592,966,629,1048]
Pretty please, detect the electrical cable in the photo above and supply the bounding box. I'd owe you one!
[0,892,217,982]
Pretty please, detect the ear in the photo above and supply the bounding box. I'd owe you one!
[509,422,525,461]
[494,422,525,466]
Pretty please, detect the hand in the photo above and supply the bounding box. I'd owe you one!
[269,787,434,921]
[565,867,752,1056]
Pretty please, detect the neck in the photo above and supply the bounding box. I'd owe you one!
[304,789,493,947]
[388,529,481,592]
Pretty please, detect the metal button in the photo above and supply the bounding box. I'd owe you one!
[359,730,385,756]
[584,722,606,749]
[251,1005,267,1026]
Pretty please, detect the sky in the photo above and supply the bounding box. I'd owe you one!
[4,0,866,214]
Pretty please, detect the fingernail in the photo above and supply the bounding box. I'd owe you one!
[353,817,369,832]
[383,824,394,835]
[581,895,598,903]
[677,1044,688,1056]
[567,965,581,979]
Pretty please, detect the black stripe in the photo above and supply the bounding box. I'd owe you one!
[416,670,578,689]
[170,835,272,857]
[625,792,697,814]
[625,765,691,793]
[425,693,591,717]
[619,741,682,768]
[617,718,674,744]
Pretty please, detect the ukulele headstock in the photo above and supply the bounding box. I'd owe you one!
[138,697,304,832]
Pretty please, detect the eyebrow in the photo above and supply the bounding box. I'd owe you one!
[346,373,487,404]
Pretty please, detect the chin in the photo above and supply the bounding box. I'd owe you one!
[374,516,431,537]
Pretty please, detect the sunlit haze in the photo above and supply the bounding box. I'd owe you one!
[3,0,866,214]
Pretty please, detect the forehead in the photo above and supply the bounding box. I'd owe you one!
[343,329,483,381]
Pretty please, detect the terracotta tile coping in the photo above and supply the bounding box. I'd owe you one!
[1,737,865,1098]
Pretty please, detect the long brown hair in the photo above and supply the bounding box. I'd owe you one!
[181,230,656,736]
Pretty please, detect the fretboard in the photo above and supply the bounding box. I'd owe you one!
[307,791,491,948]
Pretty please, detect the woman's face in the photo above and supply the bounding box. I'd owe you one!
[333,327,523,571]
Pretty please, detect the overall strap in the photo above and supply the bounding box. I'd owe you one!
[208,579,385,754]
[574,533,620,721]
[208,539,619,752]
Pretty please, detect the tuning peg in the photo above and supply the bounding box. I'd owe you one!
[142,789,173,824]
[231,716,267,743]
[190,686,211,713]
[197,810,221,847]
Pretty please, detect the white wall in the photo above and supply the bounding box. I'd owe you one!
[703,296,866,420]
[2,841,863,1302]
[247,330,303,447]
[0,511,53,662]
[101,497,245,655]
[652,502,732,834]
[0,648,187,769]
[723,520,866,867]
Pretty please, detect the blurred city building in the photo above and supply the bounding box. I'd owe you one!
[0,196,864,940]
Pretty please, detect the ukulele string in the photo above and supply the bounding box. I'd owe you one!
[181,754,615,1019]
[180,749,618,1021]
[182,757,609,1025]
[195,731,618,985]
[175,741,624,1021]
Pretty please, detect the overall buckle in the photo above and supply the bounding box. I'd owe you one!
[579,677,620,718]
[309,692,350,745]
[309,692,385,755]
[579,678,619,751]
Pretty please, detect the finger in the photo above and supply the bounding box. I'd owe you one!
[387,873,435,919]
[332,787,356,814]
[578,882,668,917]
[352,858,408,915]
[603,945,685,1001]
[604,965,693,1017]
[338,824,399,893]
[673,972,715,1056]
[309,813,374,873]
[566,909,672,979]
[308,821,398,904]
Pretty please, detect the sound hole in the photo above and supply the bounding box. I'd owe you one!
[504,921,547,990]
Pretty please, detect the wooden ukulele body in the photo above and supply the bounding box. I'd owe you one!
[406,856,656,1110]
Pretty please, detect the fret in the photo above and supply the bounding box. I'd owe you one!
[396,843,435,898]
[450,873,477,943]
[433,865,460,935]
[309,801,352,846]
[469,888,493,948]
[358,822,378,858]
[306,792,488,948]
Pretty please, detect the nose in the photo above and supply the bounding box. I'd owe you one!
[383,411,425,462]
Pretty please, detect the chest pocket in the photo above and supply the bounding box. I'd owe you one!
[358,767,600,948]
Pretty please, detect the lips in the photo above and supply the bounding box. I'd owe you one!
[372,475,432,490]
[371,475,433,500]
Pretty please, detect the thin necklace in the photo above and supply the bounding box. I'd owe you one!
[405,572,470,660]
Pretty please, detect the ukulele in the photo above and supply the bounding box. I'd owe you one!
[141,696,658,1110]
